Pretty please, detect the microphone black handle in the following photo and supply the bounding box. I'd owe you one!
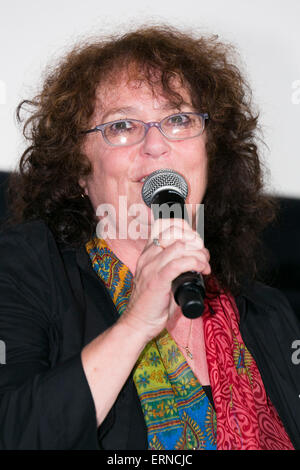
[151,190,205,319]
[171,271,205,319]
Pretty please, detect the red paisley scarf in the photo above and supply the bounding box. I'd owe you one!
[203,284,294,450]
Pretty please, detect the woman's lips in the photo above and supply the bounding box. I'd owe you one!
[133,169,169,183]
[137,176,147,183]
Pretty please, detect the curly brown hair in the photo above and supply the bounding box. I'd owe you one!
[8,25,277,295]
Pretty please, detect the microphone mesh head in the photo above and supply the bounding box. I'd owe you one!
[141,169,188,207]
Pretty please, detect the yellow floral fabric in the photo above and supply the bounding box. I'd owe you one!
[86,237,217,450]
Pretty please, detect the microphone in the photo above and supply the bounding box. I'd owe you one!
[142,169,205,319]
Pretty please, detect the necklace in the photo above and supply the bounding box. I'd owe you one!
[175,320,193,359]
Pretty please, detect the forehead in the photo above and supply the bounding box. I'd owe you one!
[93,71,193,120]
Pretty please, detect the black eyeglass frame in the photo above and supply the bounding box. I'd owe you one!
[82,112,209,147]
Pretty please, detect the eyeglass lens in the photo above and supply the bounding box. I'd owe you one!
[103,113,205,146]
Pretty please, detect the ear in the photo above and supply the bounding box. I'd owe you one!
[79,177,89,196]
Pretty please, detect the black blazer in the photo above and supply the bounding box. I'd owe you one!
[0,221,299,450]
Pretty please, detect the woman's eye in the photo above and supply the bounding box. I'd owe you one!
[168,114,190,125]
[110,120,133,133]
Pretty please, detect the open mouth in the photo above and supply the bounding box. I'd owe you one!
[135,168,177,184]
[133,175,150,184]
[135,172,161,183]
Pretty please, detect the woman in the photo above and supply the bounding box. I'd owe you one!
[0,26,299,450]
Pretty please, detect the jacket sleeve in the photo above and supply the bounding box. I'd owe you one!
[0,222,99,449]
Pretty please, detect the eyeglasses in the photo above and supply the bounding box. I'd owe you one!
[82,112,209,147]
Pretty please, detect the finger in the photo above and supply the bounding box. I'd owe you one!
[143,224,204,257]
[149,218,199,244]
[145,221,203,253]
[139,236,205,273]
[151,254,211,291]
[159,227,203,249]
[140,229,207,274]
[154,242,211,273]
[138,244,211,286]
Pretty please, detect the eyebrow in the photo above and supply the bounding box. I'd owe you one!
[102,107,138,122]
[101,101,194,122]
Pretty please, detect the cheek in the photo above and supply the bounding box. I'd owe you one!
[176,140,207,175]
[86,143,128,182]
[191,141,207,181]
[182,141,208,202]
[84,145,135,208]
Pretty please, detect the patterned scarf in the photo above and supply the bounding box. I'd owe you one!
[203,288,294,450]
[86,237,294,450]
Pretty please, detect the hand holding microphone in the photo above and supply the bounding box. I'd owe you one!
[122,168,210,341]
[141,169,207,319]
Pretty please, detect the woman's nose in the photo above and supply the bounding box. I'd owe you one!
[140,126,170,159]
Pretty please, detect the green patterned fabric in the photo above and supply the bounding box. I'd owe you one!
[86,237,217,450]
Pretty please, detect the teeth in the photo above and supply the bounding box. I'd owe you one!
[140,177,146,182]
